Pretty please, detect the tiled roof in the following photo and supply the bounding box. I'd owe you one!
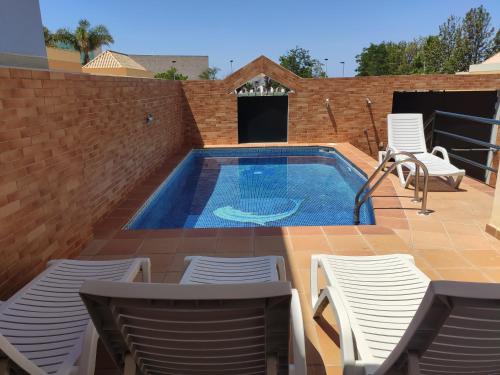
[482,52,500,64]
[83,50,148,70]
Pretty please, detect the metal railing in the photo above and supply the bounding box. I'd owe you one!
[354,150,430,225]
[424,110,500,174]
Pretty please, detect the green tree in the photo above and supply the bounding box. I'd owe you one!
[279,46,325,78]
[422,35,446,73]
[155,67,188,80]
[493,30,500,54]
[462,6,495,65]
[53,19,114,64]
[356,6,498,75]
[199,67,220,80]
[43,26,56,47]
[356,42,407,76]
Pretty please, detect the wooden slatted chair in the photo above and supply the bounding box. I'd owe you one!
[0,258,151,375]
[311,254,500,374]
[80,256,306,375]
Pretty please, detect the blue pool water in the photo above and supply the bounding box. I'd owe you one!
[126,147,375,229]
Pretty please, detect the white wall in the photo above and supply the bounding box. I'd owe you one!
[0,0,48,68]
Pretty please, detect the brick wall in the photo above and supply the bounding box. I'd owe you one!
[183,56,500,159]
[2,57,500,296]
[0,67,186,297]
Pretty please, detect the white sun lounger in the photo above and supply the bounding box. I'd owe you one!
[381,113,465,188]
[0,258,151,375]
[311,254,500,374]
[80,256,306,375]
[311,254,430,375]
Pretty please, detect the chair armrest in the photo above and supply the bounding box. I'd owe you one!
[314,287,357,371]
[431,146,450,162]
[290,289,307,375]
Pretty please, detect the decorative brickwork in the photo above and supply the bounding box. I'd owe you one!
[0,67,186,297]
[183,56,500,163]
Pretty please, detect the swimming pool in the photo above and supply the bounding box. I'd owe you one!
[126,147,375,229]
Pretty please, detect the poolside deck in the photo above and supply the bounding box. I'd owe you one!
[79,143,499,375]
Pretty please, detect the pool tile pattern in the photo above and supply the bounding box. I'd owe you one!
[81,143,498,375]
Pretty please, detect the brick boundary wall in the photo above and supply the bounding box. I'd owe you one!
[2,57,500,296]
[182,56,500,184]
[0,67,187,297]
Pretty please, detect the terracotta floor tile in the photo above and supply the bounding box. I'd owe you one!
[330,249,376,256]
[393,229,412,246]
[442,222,484,236]
[326,235,371,251]
[449,234,495,250]
[150,272,166,283]
[357,225,394,235]
[411,231,453,249]
[459,250,500,267]
[254,227,288,236]
[147,229,184,238]
[215,236,253,253]
[177,237,217,253]
[416,249,471,268]
[217,228,254,237]
[408,219,444,233]
[253,236,291,255]
[373,208,406,218]
[148,254,176,273]
[98,239,143,255]
[321,226,358,235]
[288,226,324,235]
[80,240,106,256]
[163,272,182,283]
[481,268,500,282]
[363,234,411,252]
[436,268,490,282]
[113,229,149,239]
[374,217,409,229]
[139,238,180,253]
[290,235,331,252]
[184,228,218,237]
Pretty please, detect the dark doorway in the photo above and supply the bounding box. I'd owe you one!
[392,91,498,181]
[238,96,288,143]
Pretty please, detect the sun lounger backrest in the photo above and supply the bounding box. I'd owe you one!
[0,259,147,375]
[80,281,293,375]
[387,114,427,153]
[375,281,500,375]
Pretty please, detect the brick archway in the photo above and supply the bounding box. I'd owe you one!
[223,55,301,93]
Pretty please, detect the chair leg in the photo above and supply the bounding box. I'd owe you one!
[0,359,9,375]
[266,355,279,375]
[140,259,151,283]
[276,257,286,281]
[124,354,136,375]
[290,290,306,375]
[77,324,98,375]
[396,164,407,187]
[454,175,463,189]
[312,289,331,319]
[310,256,320,308]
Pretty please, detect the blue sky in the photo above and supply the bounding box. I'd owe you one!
[39,0,500,77]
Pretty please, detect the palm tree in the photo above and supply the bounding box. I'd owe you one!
[54,19,114,64]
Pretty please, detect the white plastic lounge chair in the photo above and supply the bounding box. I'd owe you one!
[311,254,500,374]
[311,254,430,375]
[80,255,306,375]
[180,255,287,284]
[0,258,151,375]
[381,113,465,188]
